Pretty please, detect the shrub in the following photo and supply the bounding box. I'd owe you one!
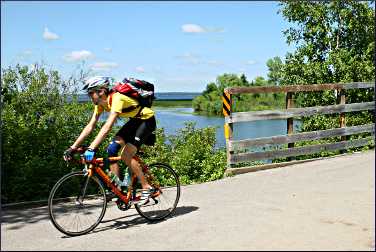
[1,64,228,203]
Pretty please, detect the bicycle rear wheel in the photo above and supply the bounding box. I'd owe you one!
[48,171,107,236]
[135,163,180,221]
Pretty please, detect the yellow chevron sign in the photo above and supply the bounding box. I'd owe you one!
[222,91,231,117]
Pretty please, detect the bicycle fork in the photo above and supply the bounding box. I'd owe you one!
[75,165,91,205]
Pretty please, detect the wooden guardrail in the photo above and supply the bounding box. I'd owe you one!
[222,82,375,175]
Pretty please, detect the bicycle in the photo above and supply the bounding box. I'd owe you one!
[48,146,180,236]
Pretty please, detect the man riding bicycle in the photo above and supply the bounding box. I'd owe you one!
[64,76,156,205]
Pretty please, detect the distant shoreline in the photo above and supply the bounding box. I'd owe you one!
[72,92,201,103]
[153,100,192,108]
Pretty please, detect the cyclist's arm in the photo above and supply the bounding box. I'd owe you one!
[88,111,119,150]
[71,112,100,149]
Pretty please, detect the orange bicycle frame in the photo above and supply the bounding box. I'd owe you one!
[83,155,150,205]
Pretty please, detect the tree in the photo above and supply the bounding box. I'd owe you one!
[277,0,375,154]
[192,73,285,115]
[266,56,284,85]
[253,76,268,86]
[279,0,374,86]
[216,73,244,90]
[202,82,218,97]
[240,74,248,86]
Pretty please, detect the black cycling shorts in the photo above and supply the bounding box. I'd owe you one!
[116,116,156,148]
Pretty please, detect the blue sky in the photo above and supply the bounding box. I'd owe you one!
[1,1,295,92]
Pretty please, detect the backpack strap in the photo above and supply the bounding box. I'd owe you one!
[108,91,114,107]
[108,91,143,117]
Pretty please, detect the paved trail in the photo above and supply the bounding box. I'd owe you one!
[1,151,375,251]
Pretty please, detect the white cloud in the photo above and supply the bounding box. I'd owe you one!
[63,50,94,62]
[43,27,59,40]
[91,62,119,70]
[23,50,32,55]
[104,47,112,52]
[182,24,206,33]
[135,66,145,73]
[175,52,201,65]
[245,60,256,65]
[181,24,225,34]
[207,60,224,67]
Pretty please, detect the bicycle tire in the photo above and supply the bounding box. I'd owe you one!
[48,171,107,236]
[135,163,180,221]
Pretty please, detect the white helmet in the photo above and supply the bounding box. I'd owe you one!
[83,76,112,91]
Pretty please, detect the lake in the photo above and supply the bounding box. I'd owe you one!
[138,107,300,149]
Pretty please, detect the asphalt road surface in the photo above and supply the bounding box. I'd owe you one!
[1,151,375,251]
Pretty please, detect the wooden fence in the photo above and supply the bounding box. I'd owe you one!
[222,82,375,175]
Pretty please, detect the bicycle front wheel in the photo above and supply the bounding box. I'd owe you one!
[48,171,107,236]
[135,163,180,221]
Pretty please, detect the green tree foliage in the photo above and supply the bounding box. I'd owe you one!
[279,0,374,86]
[266,56,284,85]
[278,0,375,156]
[192,73,285,116]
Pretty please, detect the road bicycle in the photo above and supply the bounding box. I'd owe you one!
[48,146,180,236]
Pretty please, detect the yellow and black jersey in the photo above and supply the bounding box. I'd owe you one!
[94,92,154,120]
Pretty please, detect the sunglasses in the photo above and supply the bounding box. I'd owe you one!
[87,89,98,96]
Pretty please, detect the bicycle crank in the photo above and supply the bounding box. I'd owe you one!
[115,199,132,211]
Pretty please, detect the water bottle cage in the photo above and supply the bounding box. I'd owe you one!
[83,164,89,176]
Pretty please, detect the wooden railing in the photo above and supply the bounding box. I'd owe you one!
[222,82,375,175]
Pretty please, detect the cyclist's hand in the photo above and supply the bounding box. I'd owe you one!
[63,147,76,161]
[84,148,96,162]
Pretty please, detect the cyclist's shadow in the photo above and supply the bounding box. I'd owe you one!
[88,205,199,235]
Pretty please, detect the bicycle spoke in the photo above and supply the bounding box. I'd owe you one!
[48,172,107,236]
[135,163,180,221]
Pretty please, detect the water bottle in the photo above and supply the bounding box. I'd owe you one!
[122,169,130,187]
[107,170,123,187]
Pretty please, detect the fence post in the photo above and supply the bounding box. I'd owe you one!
[338,88,347,154]
[223,90,233,169]
[286,92,295,161]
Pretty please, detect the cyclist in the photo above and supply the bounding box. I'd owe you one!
[64,76,156,204]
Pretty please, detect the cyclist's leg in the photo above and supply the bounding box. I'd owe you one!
[106,136,125,178]
[108,119,139,178]
[122,144,155,205]
[118,117,156,190]
[121,143,151,189]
